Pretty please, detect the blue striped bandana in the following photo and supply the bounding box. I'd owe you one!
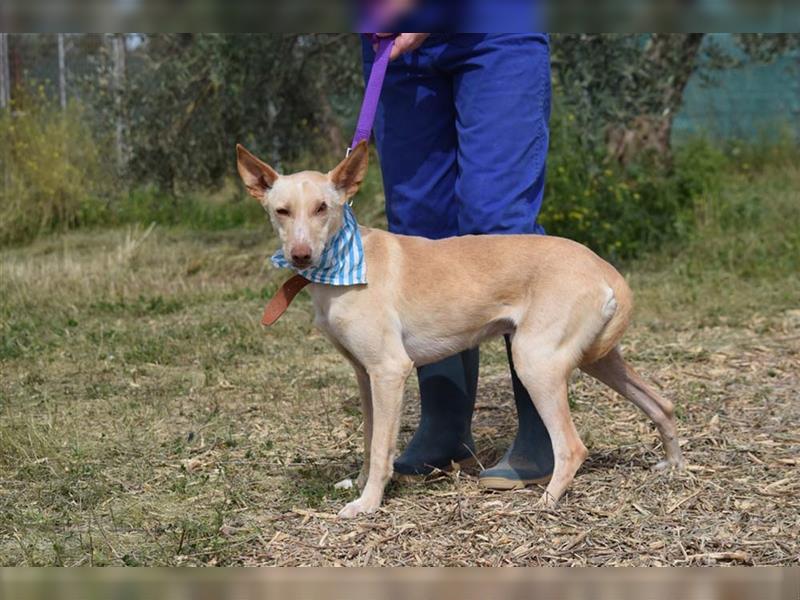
[270,204,367,286]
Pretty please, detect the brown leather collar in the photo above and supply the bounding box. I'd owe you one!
[261,274,311,326]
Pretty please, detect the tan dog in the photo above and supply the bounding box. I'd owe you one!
[237,141,685,518]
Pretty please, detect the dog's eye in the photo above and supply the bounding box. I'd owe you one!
[315,203,328,215]
[275,207,290,217]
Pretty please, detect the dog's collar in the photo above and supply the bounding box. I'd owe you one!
[261,274,311,326]
[270,204,367,286]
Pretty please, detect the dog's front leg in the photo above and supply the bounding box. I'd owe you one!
[352,365,373,491]
[325,338,374,490]
[338,368,409,518]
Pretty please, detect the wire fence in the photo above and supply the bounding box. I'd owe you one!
[3,34,95,104]
[2,33,799,150]
[0,34,127,161]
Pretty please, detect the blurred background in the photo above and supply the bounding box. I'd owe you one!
[0,33,798,258]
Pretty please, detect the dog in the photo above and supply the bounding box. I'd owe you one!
[236,140,685,518]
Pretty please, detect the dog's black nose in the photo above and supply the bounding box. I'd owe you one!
[290,245,312,268]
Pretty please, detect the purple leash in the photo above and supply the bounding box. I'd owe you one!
[348,35,395,155]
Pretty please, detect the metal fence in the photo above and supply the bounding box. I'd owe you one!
[0,33,130,173]
[0,33,10,108]
[1,33,799,145]
[0,34,115,106]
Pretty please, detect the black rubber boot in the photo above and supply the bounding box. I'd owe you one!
[479,336,555,489]
[393,348,479,476]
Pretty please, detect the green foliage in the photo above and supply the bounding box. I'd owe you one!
[675,163,800,281]
[724,131,800,175]
[84,34,362,192]
[4,34,799,258]
[549,34,799,152]
[671,138,727,199]
[0,88,110,246]
[550,34,704,146]
[540,111,800,264]
[540,108,726,260]
[109,186,266,231]
[730,33,800,63]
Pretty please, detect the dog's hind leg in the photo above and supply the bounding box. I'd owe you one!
[509,334,588,507]
[581,347,684,470]
[338,361,412,518]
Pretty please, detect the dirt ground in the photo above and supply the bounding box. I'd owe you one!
[243,315,800,566]
[1,225,798,566]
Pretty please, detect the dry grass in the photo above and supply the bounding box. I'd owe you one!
[1,173,798,566]
[238,316,800,566]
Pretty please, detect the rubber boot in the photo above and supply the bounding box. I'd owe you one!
[479,336,555,489]
[393,348,479,477]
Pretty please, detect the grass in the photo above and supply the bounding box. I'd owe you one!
[0,165,798,566]
[631,159,800,327]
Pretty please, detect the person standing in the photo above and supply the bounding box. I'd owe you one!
[362,32,555,489]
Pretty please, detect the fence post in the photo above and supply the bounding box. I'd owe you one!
[58,33,67,110]
[111,33,128,174]
[0,33,9,198]
[0,33,10,109]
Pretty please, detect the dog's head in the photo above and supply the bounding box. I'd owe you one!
[236,141,369,269]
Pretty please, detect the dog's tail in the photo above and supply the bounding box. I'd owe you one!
[581,269,634,366]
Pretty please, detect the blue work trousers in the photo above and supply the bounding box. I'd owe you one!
[362,33,550,238]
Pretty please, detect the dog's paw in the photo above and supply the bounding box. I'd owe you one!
[337,498,379,519]
[653,457,686,472]
[535,492,558,509]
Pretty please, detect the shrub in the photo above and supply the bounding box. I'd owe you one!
[0,88,109,246]
[679,160,800,280]
[540,107,727,261]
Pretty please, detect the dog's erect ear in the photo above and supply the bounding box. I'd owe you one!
[236,144,279,201]
[329,140,369,202]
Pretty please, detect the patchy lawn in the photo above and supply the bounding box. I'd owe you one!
[1,172,798,566]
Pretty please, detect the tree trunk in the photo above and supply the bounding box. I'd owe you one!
[608,34,706,166]
[645,33,706,142]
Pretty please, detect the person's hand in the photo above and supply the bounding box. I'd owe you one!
[374,33,430,60]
